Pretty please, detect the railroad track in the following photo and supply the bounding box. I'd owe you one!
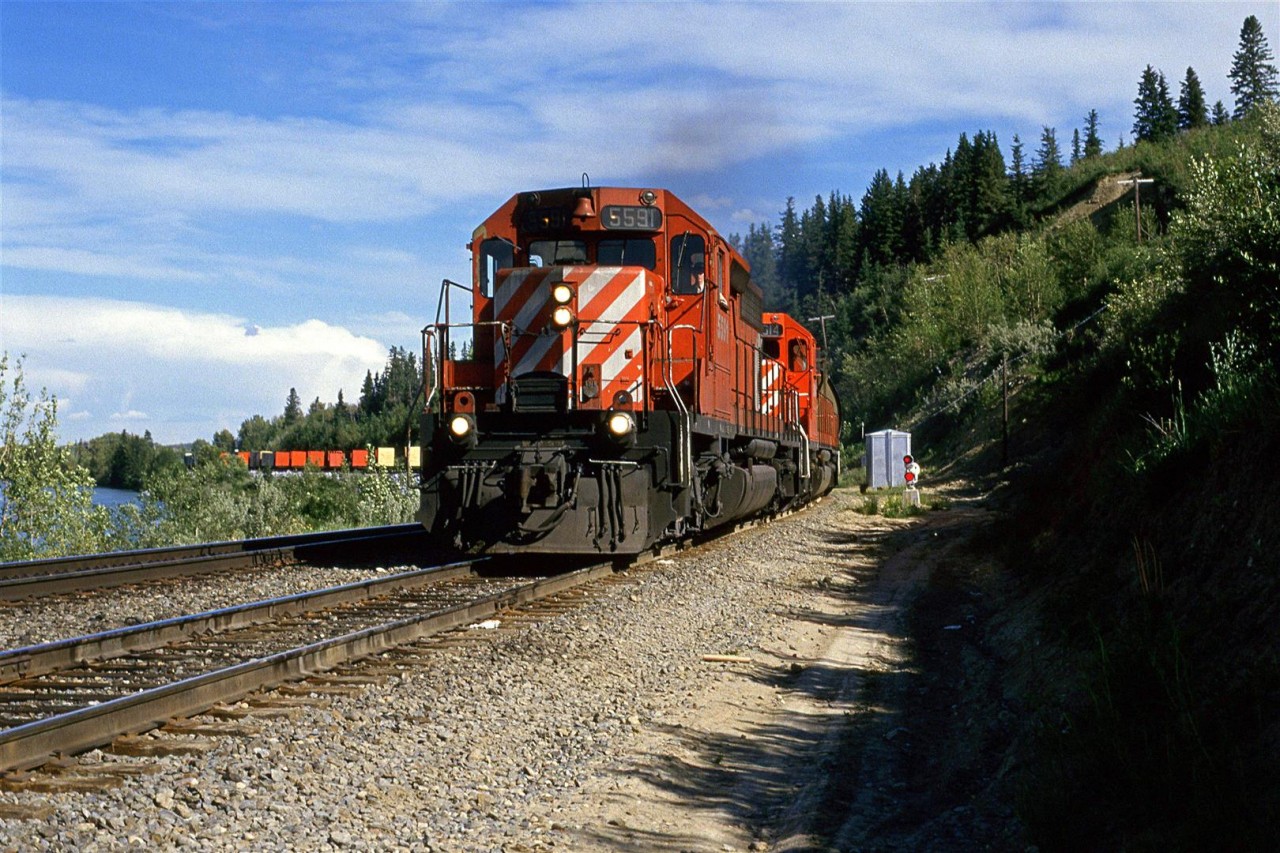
[0,524,434,600]
[0,502,817,775]
[0,556,619,772]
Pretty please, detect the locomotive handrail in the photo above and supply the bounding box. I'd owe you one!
[435,278,472,327]
[785,388,812,480]
[427,318,512,406]
[422,326,439,412]
[790,419,812,480]
[663,323,699,487]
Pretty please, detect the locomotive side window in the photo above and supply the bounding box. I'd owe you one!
[598,239,657,270]
[670,233,706,294]
[529,240,587,267]
[479,237,514,298]
[789,339,810,371]
[762,338,781,360]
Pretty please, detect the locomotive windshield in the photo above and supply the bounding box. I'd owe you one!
[598,238,656,270]
[529,240,587,266]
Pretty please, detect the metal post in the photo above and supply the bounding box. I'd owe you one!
[806,314,835,351]
[1002,353,1009,467]
[1118,177,1154,243]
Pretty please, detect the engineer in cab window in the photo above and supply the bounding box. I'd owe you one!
[789,340,809,371]
[671,234,706,295]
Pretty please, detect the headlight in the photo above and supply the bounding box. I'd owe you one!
[448,414,473,439]
[606,412,634,437]
[551,305,574,327]
[551,283,574,304]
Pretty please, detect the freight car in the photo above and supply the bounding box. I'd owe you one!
[418,184,840,555]
[217,448,397,470]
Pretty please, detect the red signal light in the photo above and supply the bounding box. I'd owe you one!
[903,454,919,485]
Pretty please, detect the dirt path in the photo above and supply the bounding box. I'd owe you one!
[546,488,1020,852]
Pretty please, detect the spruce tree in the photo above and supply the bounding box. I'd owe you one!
[1010,135,1028,197]
[739,222,781,306]
[1033,126,1063,202]
[858,170,902,267]
[1083,109,1103,158]
[1178,67,1210,129]
[777,197,802,303]
[1008,134,1031,227]
[284,388,302,424]
[1071,128,1082,164]
[1133,65,1178,142]
[968,131,1009,238]
[1229,14,1279,119]
[1212,100,1231,126]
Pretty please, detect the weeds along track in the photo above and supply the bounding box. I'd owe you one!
[0,557,622,772]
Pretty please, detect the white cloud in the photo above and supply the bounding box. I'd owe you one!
[1,0,1271,442]
[0,295,391,443]
[1,244,209,282]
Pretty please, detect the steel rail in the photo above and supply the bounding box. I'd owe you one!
[0,524,424,579]
[0,561,616,772]
[0,558,483,684]
[0,525,431,601]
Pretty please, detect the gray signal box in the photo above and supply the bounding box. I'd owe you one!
[864,429,912,489]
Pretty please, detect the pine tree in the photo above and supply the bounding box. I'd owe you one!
[1178,67,1209,129]
[1071,128,1082,164]
[827,192,860,285]
[739,222,781,306]
[1229,14,1279,119]
[1212,100,1231,126]
[1133,65,1178,142]
[906,162,948,258]
[798,194,827,300]
[858,169,903,267]
[283,388,302,424]
[777,197,803,303]
[967,131,1009,239]
[358,370,377,415]
[1007,134,1031,227]
[1083,110,1103,158]
[1033,126,1062,202]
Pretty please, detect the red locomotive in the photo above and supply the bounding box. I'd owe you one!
[418,185,840,554]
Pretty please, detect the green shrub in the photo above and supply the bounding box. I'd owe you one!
[0,354,110,560]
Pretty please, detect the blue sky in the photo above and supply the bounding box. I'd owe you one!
[2,1,1274,444]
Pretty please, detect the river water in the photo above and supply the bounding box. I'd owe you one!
[92,487,142,509]
[0,486,141,511]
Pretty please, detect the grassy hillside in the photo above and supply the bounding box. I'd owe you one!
[898,105,1280,848]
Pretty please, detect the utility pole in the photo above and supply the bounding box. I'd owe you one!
[806,315,835,350]
[1002,353,1009,467]
[1117,176,1155,242]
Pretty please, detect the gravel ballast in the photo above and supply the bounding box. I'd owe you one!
[0,566,415,650]
[0,490,910,851]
